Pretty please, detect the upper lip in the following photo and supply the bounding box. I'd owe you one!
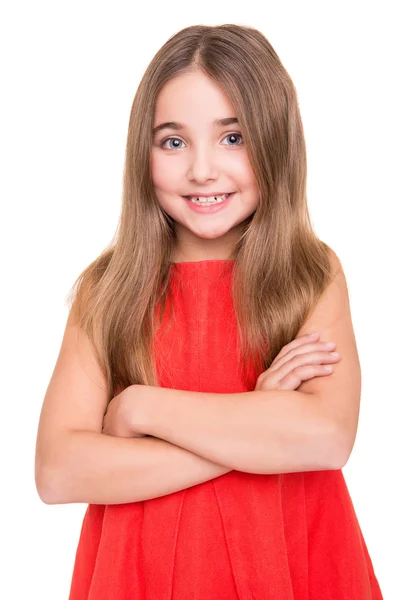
[184,192,234,197]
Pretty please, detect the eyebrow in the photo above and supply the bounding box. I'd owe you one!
[152,117,239,136]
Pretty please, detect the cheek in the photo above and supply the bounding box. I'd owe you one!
[151,153,181,190]
[229,154,256,184]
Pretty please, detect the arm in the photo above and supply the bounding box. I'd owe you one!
[135,249,358,475]
[135,386,343,474]
[38,432,231,505]
[35,309,231,507]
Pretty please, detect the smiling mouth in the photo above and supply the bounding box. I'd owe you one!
[184,192,235,205]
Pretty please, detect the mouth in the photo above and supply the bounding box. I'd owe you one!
[183,192,235,205]
[182,192,236,213]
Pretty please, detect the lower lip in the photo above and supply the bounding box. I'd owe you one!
[184,193,235,214]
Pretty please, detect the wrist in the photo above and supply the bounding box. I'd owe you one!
[128,384,159,436]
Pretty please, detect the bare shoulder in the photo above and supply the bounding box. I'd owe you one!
[328,245,345,285]
[302,246,349,332]
[35,309,109,469]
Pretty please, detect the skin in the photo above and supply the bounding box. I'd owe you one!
[151,70,260,263]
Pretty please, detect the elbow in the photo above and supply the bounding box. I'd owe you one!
[35,454,51,503]
[36,484,57,505]
[328,426,352,470]
[35,471,55,504]
[35,462,65,505]
[329,453,347,471]
[35,435,75,504]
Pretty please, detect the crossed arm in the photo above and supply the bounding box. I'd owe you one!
[128,251,358,475]
[43,386,344,505]
[130,385,347,474]
[41,250,356,504]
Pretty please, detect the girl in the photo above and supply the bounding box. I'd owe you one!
[35,24,383,599]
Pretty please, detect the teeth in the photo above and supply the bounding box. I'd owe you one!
[188,193,230,205]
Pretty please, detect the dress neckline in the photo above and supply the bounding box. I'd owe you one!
[170,259,235,282]
[171,259,235,266]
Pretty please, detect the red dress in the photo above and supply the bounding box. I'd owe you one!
[68,259,383,599]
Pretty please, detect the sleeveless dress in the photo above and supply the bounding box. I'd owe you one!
[68,259,383,600]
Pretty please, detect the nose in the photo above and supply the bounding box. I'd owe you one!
[187,145,219,183]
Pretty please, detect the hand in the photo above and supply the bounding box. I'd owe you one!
[102,384,148,438]
[254,332,341,392]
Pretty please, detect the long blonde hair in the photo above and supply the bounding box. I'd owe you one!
[66,24,333,401]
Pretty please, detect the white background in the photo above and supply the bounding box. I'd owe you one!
[1,1,398,598]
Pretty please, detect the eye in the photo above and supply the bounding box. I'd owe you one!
[159,132,244,150]
[160,137,185,150]
[221,133,243,146]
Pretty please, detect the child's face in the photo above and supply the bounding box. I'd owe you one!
[151,70,260,261]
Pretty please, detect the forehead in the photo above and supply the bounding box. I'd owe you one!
[153,72,236,129]
[153,117,239,136]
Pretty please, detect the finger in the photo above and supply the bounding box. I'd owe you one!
[269,340,335,373]
[268,348,340,382]
[291,350,341,368]
[270,333,320,367]
[278,364,334,390]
